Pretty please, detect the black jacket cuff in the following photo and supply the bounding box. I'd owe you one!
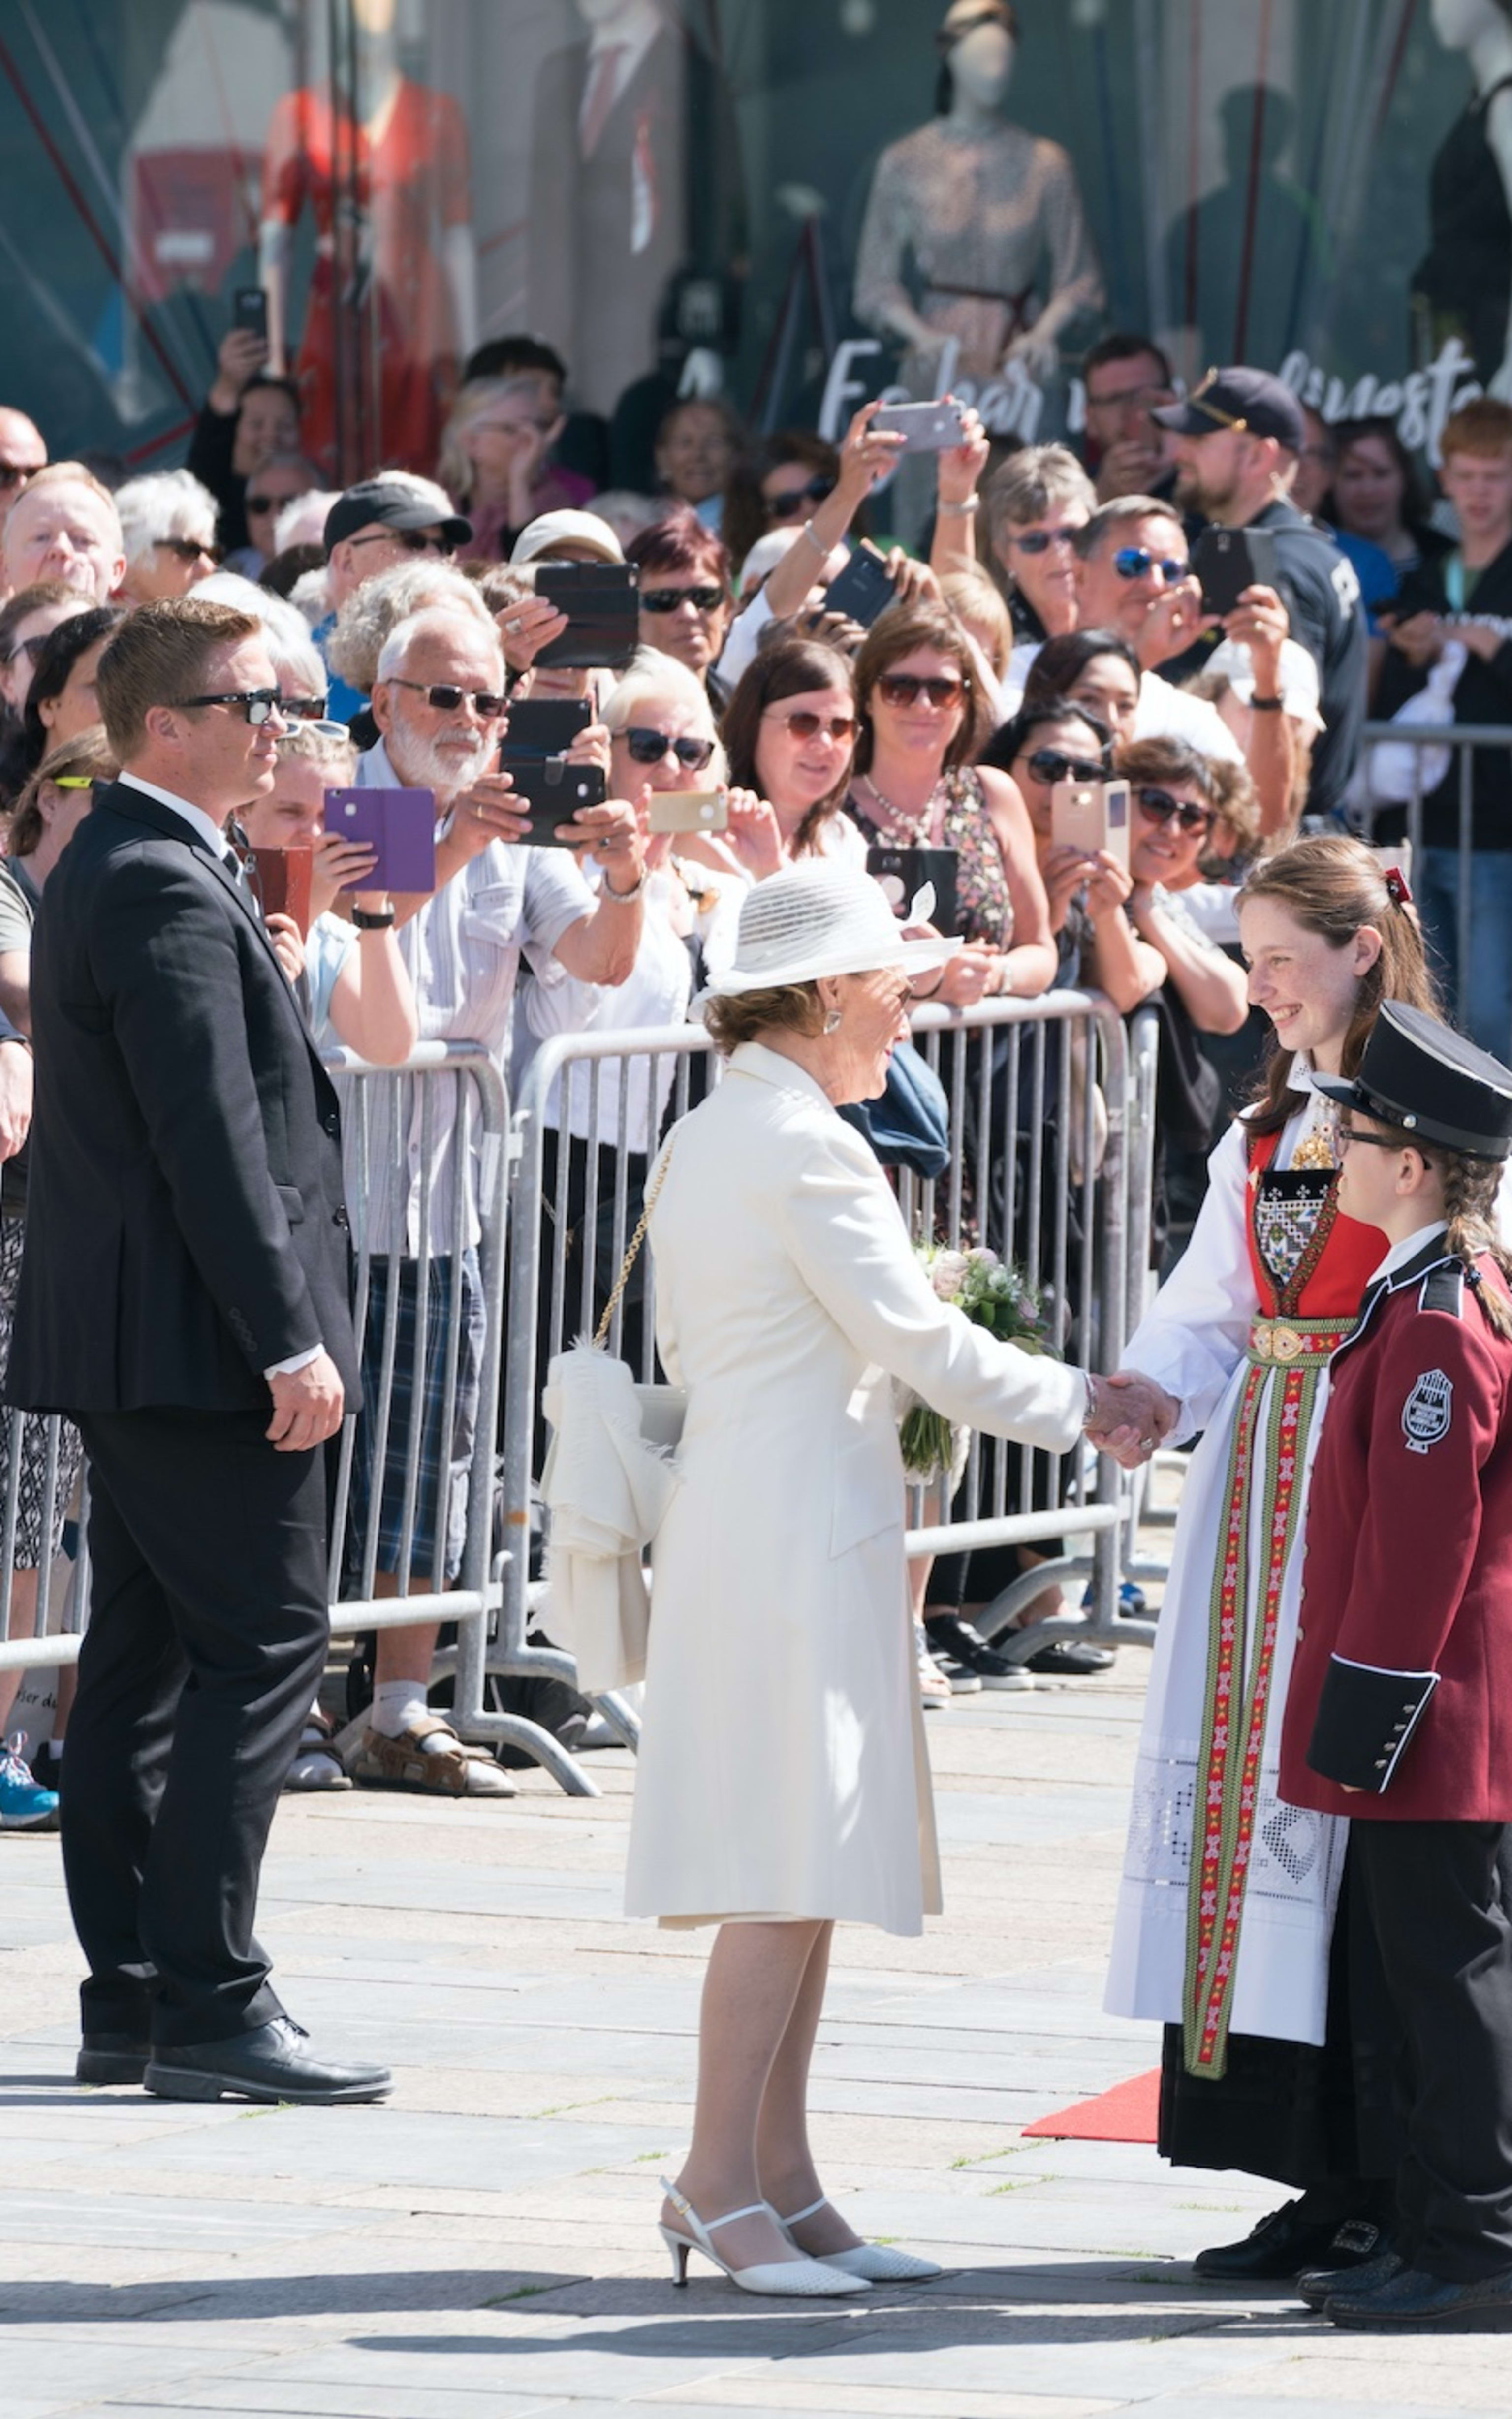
[1306,1656,1439,1794]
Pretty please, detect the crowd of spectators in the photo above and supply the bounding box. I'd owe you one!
[4,304,1512,1822]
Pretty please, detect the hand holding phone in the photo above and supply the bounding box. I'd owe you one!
[1050,778,1130,875]
[871,400,969,453]
[233,286,269,345]
[647,789,728,835]
[533,563,640,670]
[1192,525,1279,618]
[323,787,438,893]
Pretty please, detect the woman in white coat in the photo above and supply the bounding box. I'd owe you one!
[626,860,1163,2296]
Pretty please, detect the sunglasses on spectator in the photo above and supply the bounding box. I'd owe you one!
[1112,546,1188,584]
[1009,525,1082,553]
[764,476,834,520]
[875,672,967,709]
[279,694,329,722]
[349,530,454,556]
[173,687,284,724]
[639,585,726,614]
[9,631,55,663]
[245,492,299,516]
[158,536,222,564]
[0,465,33,490]
[761,709,856,741]
[1084,383,1170,417]
[1021,747,1107,785]
[623,726,716,769]
[1134,785,1214,832]
[386,677,507,716]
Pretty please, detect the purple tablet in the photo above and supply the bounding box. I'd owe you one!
[323,787,438,894]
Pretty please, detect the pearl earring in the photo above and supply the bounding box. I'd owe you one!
[823,1008,842,1035]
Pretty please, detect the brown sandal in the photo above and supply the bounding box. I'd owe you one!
[350,1714,516,1797]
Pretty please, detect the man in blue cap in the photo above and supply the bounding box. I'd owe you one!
[1154,367,1368,825]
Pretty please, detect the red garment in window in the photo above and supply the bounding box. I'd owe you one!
[263,81,472,479]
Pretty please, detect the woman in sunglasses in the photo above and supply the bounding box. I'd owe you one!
[1120,738,1250,1037]
[848,601,1056,1009]
[626,515,736,703]
[981,703,1160,1010]
[719,638,866,878]
[722,432,843,585]
[971,446,1095,645]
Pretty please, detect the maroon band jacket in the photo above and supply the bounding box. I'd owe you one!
[1279,1232,1512,1823]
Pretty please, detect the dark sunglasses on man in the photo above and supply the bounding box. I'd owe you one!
[349,529,454,557]
[623,726,716,770]
[639,585,726,614]
[1112,546,1188,586]
[385,677,508,717]
[0,464,33,492]
[171,687,285,724]
[1134,784,1214,833]
[764,476,834,521]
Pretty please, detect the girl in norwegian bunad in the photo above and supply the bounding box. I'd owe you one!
[1104,836,1439,2282]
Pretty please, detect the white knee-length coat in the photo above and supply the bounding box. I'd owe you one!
[623,1041,1088,1935]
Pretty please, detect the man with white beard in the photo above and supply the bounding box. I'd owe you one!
[342,604,646,1795]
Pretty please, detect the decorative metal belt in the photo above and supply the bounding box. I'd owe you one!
[1183,1314,1352,2079]
[1246,1317,1353,1367]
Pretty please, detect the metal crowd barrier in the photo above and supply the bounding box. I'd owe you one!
[495,991,1161,1778]
[0,1046,552,1776]
[1356,720,1512,1055]
[1,1005,1165,1796]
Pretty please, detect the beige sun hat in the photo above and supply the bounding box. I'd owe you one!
[509,509,625,566]
[699,860,959,999]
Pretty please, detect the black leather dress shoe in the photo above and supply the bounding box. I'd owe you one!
[1193,2198,1370,2281]
[76,2032,151,2086]
[1298,2245,1403,2311]
[143,2016,392,2105]
[1327,2262,1512,2331]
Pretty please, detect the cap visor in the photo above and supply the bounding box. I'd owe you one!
[1150,401,1209,434]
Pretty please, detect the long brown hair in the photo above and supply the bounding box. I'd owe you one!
[1240,837,1439,1135]
[852,600,992,776]
[720,636,855,856]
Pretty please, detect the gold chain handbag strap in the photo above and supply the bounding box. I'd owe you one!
[593,1142,674,1351]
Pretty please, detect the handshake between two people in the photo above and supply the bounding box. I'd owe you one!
[1082,1369,1180,1469]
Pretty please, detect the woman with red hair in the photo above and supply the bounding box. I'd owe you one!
[626,515,735,705]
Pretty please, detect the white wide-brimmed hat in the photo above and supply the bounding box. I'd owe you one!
[699,860,960,999]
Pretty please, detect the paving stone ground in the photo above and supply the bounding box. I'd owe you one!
[0,1608,1493,2417]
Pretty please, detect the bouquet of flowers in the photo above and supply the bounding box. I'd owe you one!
[898,1246,1057,1482]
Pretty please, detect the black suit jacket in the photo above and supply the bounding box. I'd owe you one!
[6,779,359,1415]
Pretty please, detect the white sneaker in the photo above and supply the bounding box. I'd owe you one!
[914,1627,954,1710]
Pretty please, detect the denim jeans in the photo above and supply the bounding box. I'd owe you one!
[1418,847,1512,1059]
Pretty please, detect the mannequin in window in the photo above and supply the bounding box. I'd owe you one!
[853,0,1102,391]
[1413,0,1512,394]
[258,0,477,479]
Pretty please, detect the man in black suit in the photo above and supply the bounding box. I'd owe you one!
[7,597,390,2104]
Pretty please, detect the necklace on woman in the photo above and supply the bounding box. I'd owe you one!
[859,771,942,847]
